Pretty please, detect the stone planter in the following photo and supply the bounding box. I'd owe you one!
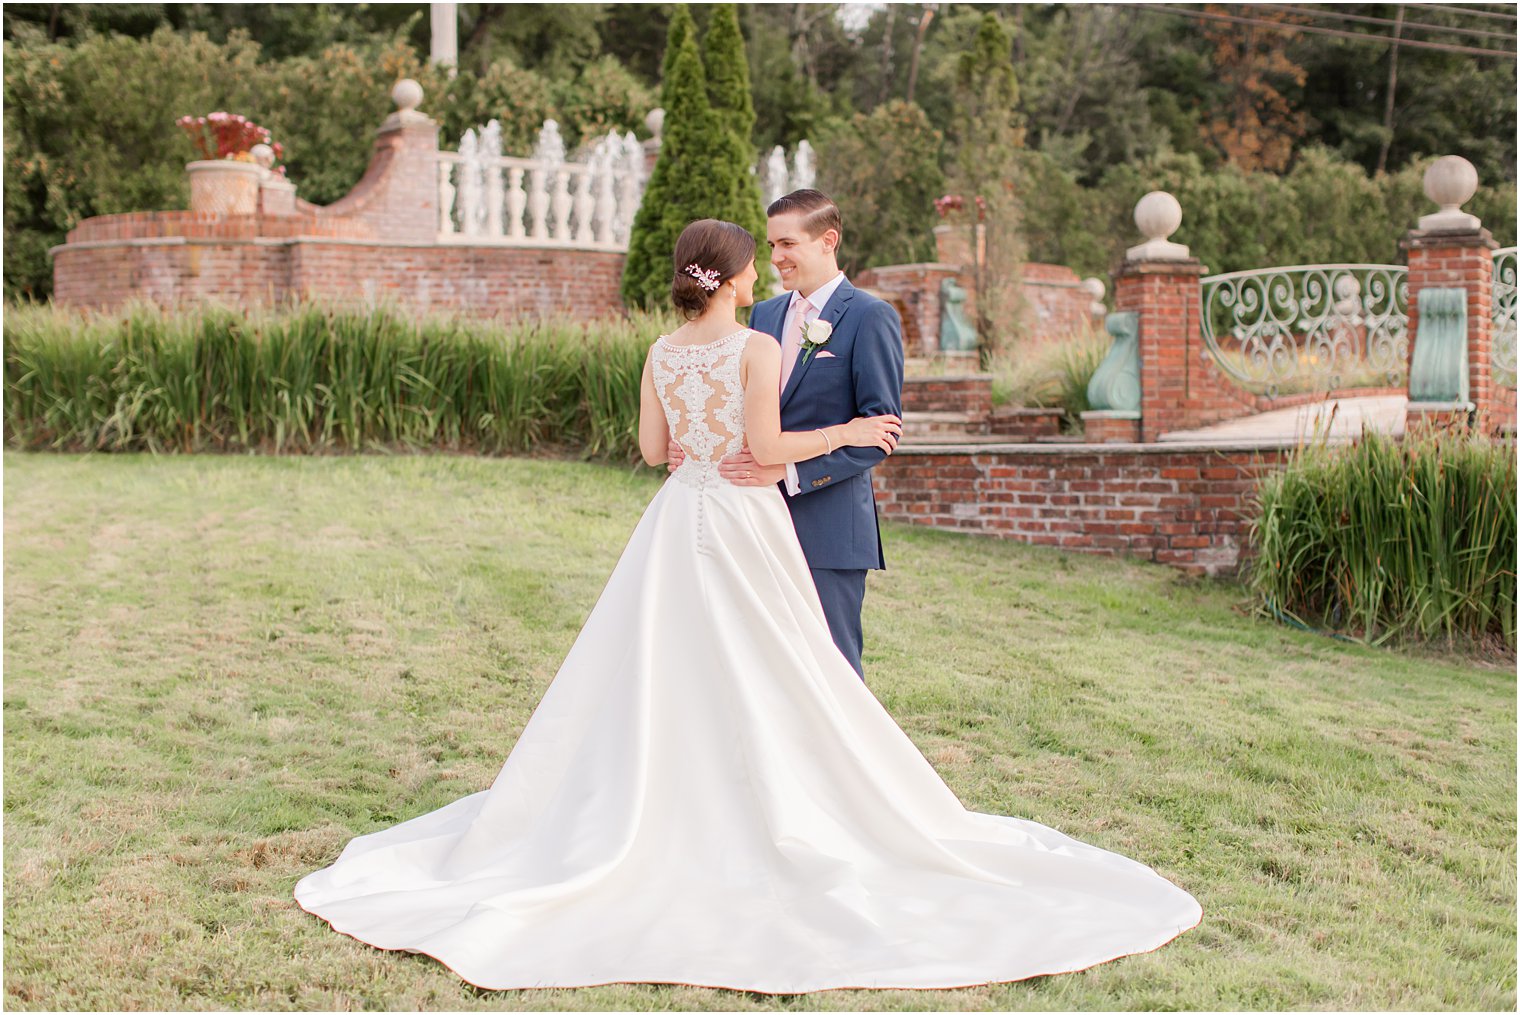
[187,159,262,216]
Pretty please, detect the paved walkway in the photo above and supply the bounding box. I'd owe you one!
[1159,395,1408,443]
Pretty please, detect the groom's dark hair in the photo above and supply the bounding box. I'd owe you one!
[767,189,842,248]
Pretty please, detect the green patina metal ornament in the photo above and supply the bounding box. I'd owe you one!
[1409,287,1469,404]
[938,277,977,352]
[1087,311,1141,413]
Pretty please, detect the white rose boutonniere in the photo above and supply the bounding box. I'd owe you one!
[800,319,833,364]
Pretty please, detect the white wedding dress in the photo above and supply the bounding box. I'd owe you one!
[294,328,1202,992]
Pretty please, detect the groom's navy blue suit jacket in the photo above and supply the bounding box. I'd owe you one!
[750,278,905,571]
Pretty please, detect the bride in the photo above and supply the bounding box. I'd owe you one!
[294,219,1202,993]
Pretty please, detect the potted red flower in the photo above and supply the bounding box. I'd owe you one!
[178,113,287,215]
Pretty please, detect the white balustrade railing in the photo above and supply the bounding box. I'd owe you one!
[1200,264,1410,399]
[1493,247,1516,390]
[438,120,645,251]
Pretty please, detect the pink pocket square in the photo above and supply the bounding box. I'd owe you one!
[815,350,837,358]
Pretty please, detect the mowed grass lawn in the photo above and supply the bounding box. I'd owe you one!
[4,451,1514,1012]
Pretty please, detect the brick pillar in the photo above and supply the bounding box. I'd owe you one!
[320,79,440,244]
[1399,156,1511,435]
[1115,258,1206,442]
[1116,189,1316,441]
[1403,229,1499,433]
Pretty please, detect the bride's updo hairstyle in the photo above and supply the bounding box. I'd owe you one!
[671,219,756,320]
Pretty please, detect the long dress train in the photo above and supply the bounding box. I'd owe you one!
[293,328,1202,992]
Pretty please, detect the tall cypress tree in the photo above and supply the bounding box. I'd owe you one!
[702,4,753,140]
[701,3,768,256]
[621,19,728,310]
[660,4,695,88]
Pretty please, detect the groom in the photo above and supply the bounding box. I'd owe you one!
[719,189,905,678]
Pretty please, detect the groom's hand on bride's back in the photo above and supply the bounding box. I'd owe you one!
[718,445,787,487]
[668,439,784,485]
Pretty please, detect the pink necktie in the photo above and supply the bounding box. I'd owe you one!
[778,296,811,392]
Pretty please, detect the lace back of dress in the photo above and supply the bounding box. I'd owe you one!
[651,330,749,490]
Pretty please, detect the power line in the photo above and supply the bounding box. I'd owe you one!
[1403,2,1518,22]
[1244,2,1519,43]
[1118,4,1517,58]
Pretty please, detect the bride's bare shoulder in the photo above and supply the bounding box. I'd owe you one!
[743,329,777,357]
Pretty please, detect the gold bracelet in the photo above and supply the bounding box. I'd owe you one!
[817,428,834,453]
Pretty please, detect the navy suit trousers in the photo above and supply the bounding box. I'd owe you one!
[810,567,867,679]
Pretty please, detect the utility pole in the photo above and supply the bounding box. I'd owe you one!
[1378,5,1404,175]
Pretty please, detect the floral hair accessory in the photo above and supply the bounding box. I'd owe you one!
[683,263,722,292]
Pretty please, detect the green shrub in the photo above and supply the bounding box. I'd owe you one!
[3,301,673,464]
[1013,146,1519,281]
[551,56,655,151]
[816,100,945,274]
[1249,429,1517,650]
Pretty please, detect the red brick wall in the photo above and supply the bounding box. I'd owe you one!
[902,375,992,417]
[52,239,291,310]
[854,263,961,358]
[872,442,1293,576]
[48,115,632,320]
[52,237,626,320]
[1019,262,1101,345]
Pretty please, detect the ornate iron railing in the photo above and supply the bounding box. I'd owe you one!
[1493,247,1516,390]
[437,120,645,250]
[1199,264,1409,399]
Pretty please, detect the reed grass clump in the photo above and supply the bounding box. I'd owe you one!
[988,325,1110,430]
[4,300,669,463]
[1249,428,1517,651]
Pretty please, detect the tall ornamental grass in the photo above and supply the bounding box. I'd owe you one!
[988,325,1110,430]
[1250,429,1517,651]
[4,301,669,463]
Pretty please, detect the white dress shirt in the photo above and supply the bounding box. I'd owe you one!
[782,272,846,496]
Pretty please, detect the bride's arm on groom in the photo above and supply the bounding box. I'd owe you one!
[740,333,901,467]
[787,301,905,493]
[638,347,672,467]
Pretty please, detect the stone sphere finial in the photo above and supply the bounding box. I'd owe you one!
[392,79,424,112]
[1135,191,1182,242]
[645,107,665,140]
[249,143,275,169]
[1081,277,1106,315]
[1419,155,1481,231]
[1127,191,1190,261]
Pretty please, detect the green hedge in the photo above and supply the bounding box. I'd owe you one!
[1250,430,1517,651]
[3,302,670,463]
[1017,146,1519,282]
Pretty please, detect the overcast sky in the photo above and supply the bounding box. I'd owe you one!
[836,2,883,35]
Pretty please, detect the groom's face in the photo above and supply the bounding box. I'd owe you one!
[766,211,839,297]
